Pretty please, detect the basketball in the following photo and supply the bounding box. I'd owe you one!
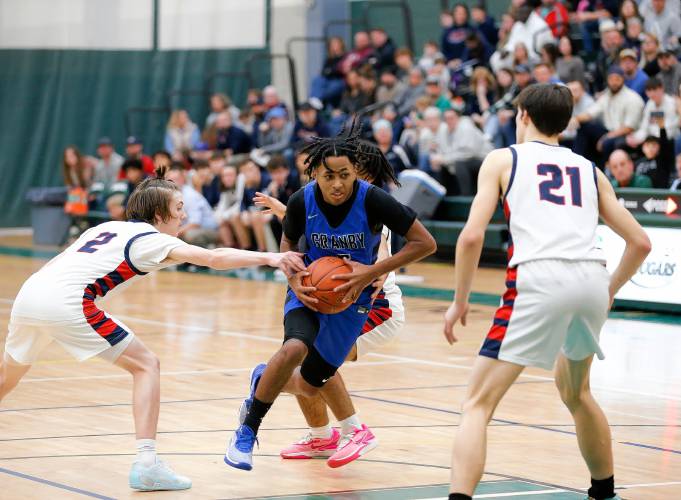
[302,256,354,314]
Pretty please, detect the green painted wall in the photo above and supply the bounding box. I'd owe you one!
[0,48,269,227]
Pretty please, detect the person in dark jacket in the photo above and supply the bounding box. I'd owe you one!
[289,102,331,149]
[441,3,474,63]
[369,28,396,72]
[309,36,347,108]
[214,112,252,154]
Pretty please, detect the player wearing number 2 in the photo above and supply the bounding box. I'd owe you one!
[0,165,305,491]
[443,84,651,500]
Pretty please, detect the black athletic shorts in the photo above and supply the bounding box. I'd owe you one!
[283,307,338,387]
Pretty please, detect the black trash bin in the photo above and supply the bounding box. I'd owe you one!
[25,187,70,246]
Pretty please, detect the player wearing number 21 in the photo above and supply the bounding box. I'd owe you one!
[0,165,306,491]
[443,83,651,500]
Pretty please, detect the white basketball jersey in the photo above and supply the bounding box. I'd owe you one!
[504,142,605,267]
[12,221,186,321]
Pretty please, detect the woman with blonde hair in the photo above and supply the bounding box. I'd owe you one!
[164,109,200,158]
[467,66,497,124]
[62,145,92,189]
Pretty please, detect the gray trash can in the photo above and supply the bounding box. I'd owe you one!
[26,187,71,246]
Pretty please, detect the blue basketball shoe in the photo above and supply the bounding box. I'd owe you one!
[238,363,266,424]
[224,424,258,470]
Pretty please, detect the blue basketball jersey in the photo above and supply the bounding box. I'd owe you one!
[303,180,381,267]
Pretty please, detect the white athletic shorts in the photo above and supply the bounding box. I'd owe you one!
[5,314,135,365]
[355,289,405,360]
[479,259,610,371]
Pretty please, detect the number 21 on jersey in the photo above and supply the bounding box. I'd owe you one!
[536,163,582,207]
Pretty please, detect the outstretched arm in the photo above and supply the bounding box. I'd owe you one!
[167,245,306,276]
[596,169,651,303]
[444,148,509,344]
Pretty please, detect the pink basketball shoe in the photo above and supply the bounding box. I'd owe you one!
[326,424,378,468]
[280,428,341,459]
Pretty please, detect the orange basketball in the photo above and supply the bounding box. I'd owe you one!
[302,256,354,314]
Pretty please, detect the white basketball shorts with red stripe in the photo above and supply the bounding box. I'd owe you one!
[480,259,610,371]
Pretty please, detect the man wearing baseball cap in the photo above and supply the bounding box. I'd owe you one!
[619,48,649,98]
[122,136,155,178]
[656,48,681,95]
[572,65,644,164]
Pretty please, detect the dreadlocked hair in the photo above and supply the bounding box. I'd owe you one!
[300,115,399,187]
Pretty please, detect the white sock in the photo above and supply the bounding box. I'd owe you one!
[136,439,157,466]
[339,414,361,436]
[309,424,333,439]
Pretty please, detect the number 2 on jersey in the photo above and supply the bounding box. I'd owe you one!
[77,232,118,253]
[537,164,582,207]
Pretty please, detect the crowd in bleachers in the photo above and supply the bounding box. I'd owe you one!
[61,0,681,249]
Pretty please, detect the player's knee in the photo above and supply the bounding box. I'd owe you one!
[557,382,587,411]
[279,340,308,367]
[461,393,496,421]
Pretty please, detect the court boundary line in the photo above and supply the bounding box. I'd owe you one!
[0,466,115,499]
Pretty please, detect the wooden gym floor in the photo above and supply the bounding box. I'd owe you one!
[0,236,679,499]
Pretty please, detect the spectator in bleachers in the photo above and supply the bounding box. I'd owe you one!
[624,17,644,52]
[656,49,681,95]
[372,119,412,177]
[536,0,569,38]
[290,101,330,150]
[429,107,492,195]
[232,158,270,252]
[338,69,364,115]
[533,62,561,84]
[640,32,661,76]
[92,137,123,191]
[416,106,444,172]
[572,66,645,164]
[357,66,378,108]
[369,28,396,72]
[561,80,595,146]
[461,31,493,69]
[254,107,294,156]
[397,67,426,116]
[425,75,452,112]
[124,136,155,177]
[237,108,256,136]
[441,3,474,66]
[262,85,288,116]
[264,154,300,243]
[417,41,442,72]
[627,77,680,148]
[340,31,374,75]
[496,12,516,52]
[394,47,415,83]
[152,150,171,170]
[214,163,245,248]
[213,111,252,155]
[670,153,681,189]
[471,3,498,47]
[309,36,347,108]
[62,146,92,189]
[466,66,497,123]
[165,163,219,248]
[164,109,201,158]
[617,0,642,32]
[634,133,674,188]
[376,68,407,105]
[596,20,626,91]
[202,153,226,208]
[512,42,533,69]
[107,158,146,221]
[205,93,239,131]
[490,5,553,72]
[428,54,452,90]
[556,36,585,84]
[607,149,653,187]
[539,42,559,68]
[574,0,617,54]
[490,63,534,147]
[642,0,681,51]
[619,48,649,98]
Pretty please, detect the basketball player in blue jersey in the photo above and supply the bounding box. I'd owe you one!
[1,166,305,491]
[252,141,407,468]
[224,123,437,471]
[442,84,651,500]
